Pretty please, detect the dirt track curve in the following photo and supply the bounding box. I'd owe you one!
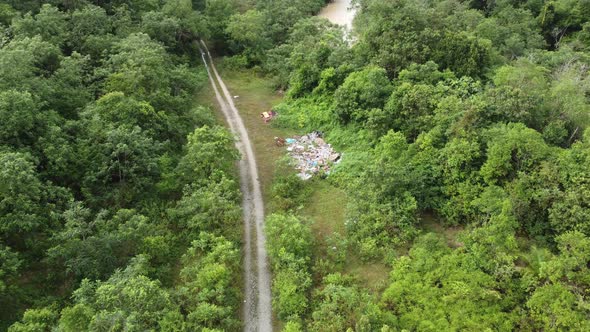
[198,40,273,332]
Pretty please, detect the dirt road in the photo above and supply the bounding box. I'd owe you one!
[198,40,273,332]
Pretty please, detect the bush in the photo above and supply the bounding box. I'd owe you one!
[222,55,248,70]
[333,66,392,125]
[272,268,311,320]
[265,213,313,270]
[283,320,304,332]
[265,213,313,322]
[359,238,380,262]
[325,232,348,267]
[270,173,309,212]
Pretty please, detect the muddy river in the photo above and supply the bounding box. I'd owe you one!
[318,0,357,32]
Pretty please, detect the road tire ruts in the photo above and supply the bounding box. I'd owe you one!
[198,40,273,332]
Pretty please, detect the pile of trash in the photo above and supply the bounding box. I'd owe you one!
[284,131,341,180]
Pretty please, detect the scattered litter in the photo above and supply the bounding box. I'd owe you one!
[283,131,341,180]
[260,110,277,123]
[274,137,285,147]
[234,95,239,98]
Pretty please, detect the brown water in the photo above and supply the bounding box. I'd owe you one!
[318,0,357,32]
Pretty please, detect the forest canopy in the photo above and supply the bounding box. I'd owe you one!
[2,0,590,331]
[0,1,244,330]
[257,0,590,330]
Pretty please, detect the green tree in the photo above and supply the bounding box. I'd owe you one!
[0,36,61,92]
[0,90,37,148]
[354,0,433,76]
[0,3,16,26]
[204,0,237,50]
[86,92,166,136]
[176,233,240,331]
[430,31,492,78]
[380,233,518,331]
[267,17,348,95]
[272,269,311,320]
[8,307,59,332]
[142,11,182,48]
[527,231,590,330]
[0,245,20,295]
[460,198,519,280]
[80,124,162,207]
[47,205,156,280]
[162,0,208,45]
[169,175,240,237]
[265,213,312,270]
[103,33,170,99]
[175,126,238,187]
[0,152,44,250]
[47,53,92,119]
[548,130,590,235]
[437,135,484,224]
[58,304,94,332]
[385,80,442,140]
[345,130,425,251]
[475,5,545,59]
[11,4,67,46]
[309,273,377,332]
[226,9,271,64]
[65,256,179,331]
[480,123,552,185]
[265,214,313,320]
[549,62,590,143]
[67,4,111,53]
[334,66,392,124]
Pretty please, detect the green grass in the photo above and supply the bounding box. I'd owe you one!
[345,254,391,292]
[302,181,389,292]
[197,65,391,324]
[223,64,389,273]
[419,212,464,248]
[196,66,297,205]
[302,180,347,236]
[195,66,294,330]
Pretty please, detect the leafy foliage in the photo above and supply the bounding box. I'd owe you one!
[4,0,590,330]
[264,0,590,330]
[0,1,243,329]
[265,213,313,320]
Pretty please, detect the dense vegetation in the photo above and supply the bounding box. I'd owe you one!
[252,0,590,330]
[3,0,590,331]
[0,1,247,330]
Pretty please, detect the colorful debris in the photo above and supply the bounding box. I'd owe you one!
[260,110,277,123]
[284,131,341,180]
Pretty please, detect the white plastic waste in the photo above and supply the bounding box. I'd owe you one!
[284,132,341,180]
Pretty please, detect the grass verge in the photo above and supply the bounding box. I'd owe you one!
[196,64,390,326]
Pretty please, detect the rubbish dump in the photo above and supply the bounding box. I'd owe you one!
[260,110,277,123]
[274,137,285,147]
[284,131,341,180]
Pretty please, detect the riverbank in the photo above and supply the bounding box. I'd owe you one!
[318,0,356,33]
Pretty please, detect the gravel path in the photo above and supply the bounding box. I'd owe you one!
[199,40,273,332]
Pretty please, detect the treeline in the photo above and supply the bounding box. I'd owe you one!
[222,0,328,66]
[4,0,589,330]
[242,0,590,330]
[0,1,245,330]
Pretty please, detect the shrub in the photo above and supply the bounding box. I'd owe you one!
[270,173,309,212]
